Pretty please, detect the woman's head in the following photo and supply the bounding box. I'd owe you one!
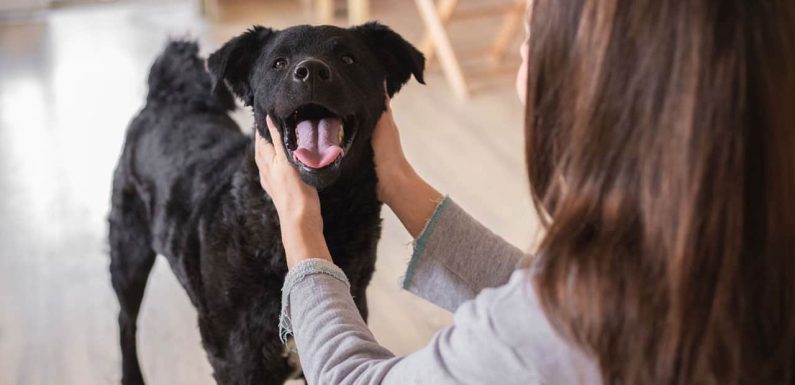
[522,0,795,384]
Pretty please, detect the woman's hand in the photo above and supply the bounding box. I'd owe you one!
[255,116,319,222]
[372,97,417,206]
[372,97,444,238]
[255,116,332,268]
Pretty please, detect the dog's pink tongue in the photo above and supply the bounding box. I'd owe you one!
[293,118,344,169]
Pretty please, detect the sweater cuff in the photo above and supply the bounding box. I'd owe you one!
[400,196,525,312]
[402,195,452,289]
[279,258,350,344]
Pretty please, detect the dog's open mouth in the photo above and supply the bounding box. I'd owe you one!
[282,104,355,171]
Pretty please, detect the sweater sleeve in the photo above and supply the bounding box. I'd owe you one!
[278,200,600,385]
[283,263,565,385]
[402,196,529,312]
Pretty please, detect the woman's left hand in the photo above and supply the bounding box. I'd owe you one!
[254,116,332,268]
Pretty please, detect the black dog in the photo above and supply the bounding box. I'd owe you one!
[108,23,424,385]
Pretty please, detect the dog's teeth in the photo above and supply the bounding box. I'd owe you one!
[338,125,344,143]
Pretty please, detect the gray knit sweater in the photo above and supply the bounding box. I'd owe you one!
[279,197,601,385]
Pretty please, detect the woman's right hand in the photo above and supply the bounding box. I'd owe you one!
[372,95,444,238]
[371,97,415,206]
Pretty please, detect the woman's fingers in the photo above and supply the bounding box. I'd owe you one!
[256,130,276,166]
[266,116,288,159]
[374,102,398,144]
[383,81,392,111]
[379,82,395,128]
[255,131,278,188]
[255,131,272,164]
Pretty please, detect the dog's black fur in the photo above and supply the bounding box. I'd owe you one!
[108,23,424,385]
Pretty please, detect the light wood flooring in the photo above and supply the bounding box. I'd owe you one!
[0,1,538,383]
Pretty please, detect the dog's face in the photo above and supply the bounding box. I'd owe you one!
[208,23,425,189]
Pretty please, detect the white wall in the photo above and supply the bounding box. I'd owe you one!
[0,0,50,12]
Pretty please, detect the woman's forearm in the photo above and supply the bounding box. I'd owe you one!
[280,212,333,269]
[381,168,444,239]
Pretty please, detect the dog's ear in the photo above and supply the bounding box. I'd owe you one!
[207,26,274,106]
[352,22,425,97]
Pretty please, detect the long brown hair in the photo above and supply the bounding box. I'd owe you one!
[524,0,795,384]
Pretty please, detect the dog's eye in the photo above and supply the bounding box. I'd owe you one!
[341,55,355,65]
[273,58,288,70]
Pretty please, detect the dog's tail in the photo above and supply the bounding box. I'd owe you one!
[145,39,235,111]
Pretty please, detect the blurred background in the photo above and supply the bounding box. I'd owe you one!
[0,0,538,383]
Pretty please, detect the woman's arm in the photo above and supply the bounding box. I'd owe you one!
[370,105,444,239]
[401,196,526,311]
[254,117,333,268]
[373,103,527,311]
[282,265,584,385]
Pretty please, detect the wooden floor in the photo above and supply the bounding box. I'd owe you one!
[0,1,537,384]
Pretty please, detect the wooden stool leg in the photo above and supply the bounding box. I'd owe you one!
[418,0,458,63]
[348,0,370,25]
[490,0,526,63]
[415,0,469,99]
[200,0,220,20]
[317,0,335,24]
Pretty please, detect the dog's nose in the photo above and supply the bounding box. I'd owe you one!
[293,59,332,83]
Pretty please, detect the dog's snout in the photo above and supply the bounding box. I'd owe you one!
[293,59,332,83]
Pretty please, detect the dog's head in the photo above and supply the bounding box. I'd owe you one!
[208,23,425,189]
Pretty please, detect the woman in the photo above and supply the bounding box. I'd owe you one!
[255,0,795,384]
